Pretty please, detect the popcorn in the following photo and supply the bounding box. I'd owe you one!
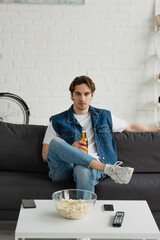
[56,198,92,219]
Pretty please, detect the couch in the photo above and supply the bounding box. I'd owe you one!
[0,121,160,228]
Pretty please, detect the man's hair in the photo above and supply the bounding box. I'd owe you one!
[69,76,96,94]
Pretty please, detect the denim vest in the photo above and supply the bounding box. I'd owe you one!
[51,105,117,165]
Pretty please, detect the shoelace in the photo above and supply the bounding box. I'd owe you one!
[109,161,123,175]
[114,161,123,166]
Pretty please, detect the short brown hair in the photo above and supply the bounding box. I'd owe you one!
[69,76,96,94]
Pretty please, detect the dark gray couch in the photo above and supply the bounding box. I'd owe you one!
[0,121,160,228]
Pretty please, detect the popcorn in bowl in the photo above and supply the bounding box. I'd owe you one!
[52,189,97,219]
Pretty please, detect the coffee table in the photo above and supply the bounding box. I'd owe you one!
[15,200,160,240]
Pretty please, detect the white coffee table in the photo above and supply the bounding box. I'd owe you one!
[15,200,160,240]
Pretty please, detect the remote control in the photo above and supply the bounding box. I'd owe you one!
[112,211,124,227]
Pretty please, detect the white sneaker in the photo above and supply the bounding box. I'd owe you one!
[104,161,134,184]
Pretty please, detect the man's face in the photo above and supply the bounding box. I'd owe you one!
[71,84,94,113]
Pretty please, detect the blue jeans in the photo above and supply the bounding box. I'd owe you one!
[47,137,106,192]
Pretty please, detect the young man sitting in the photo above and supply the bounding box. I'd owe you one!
[42,76,160,192]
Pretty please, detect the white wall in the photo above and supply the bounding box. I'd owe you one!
[0,0,157,125]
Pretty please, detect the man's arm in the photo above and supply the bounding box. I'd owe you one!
[42,140,88,162]
[125,122,160,132]
[42,144,49,162]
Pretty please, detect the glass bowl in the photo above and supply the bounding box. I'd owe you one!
[52,189,97,219]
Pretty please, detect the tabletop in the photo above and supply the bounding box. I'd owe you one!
[15,200,160,240]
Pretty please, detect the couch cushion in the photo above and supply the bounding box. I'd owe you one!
[113,132,160,173]
[0,121,48,173]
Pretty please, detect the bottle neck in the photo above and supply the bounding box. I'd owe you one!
[82,131,87,139]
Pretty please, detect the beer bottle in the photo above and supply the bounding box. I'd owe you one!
[80,127,88,154]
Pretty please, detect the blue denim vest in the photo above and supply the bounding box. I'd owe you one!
[51,105,117,165]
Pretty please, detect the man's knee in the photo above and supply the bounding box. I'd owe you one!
[48,137,66,154]
[49,137,62,147]
[73,165,94,181]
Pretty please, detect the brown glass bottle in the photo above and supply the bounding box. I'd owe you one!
[80,127,88,154]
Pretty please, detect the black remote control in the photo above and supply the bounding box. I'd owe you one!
[112,211,124,227]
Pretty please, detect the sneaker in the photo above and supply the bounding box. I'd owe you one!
[104,161,134,184]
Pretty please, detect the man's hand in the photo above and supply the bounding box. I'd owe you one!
[125,122,160,132]
[72,141,88,152]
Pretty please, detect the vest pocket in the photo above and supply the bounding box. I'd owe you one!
[96,125,112,146]
[97,125,111,134]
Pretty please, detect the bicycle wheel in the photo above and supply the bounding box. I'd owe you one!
[0,93,30,124]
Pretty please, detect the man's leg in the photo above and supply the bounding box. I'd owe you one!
[47,137,134,184]
[90,160,134,184]
[47,137,95,182]
[73,165,105,192]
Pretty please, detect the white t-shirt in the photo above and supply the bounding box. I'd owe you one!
[43,112,126,160]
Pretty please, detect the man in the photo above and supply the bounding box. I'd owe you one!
[42,76,160,192]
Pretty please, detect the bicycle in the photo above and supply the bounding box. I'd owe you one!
[0,92,30,124]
